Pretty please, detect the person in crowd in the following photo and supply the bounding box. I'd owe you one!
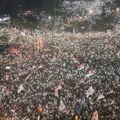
[0,26,120,120]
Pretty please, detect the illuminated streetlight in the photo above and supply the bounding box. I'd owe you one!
[48,16,52,20]
[89,10,93,15]
[116,8,120,12]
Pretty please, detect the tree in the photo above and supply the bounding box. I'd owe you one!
[60,0,115,32]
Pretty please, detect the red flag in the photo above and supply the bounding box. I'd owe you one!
[86,70,95,77]
[78,77,84,84]
[8,47,19,54]
[77,63,85,71]
[35,37,43,52]
[91,111,98,120]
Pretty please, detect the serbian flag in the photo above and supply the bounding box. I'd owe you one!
[8,47,19,54]
[18,84,24,93]
[85,70,95,78]
[78,77,84,84]
[91,111,98,120]
[77,63,85,71]
[73,57,79,63]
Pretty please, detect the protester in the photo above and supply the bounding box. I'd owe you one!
[0,26,120,120]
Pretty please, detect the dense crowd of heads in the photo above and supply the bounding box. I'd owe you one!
[0,26,120,120]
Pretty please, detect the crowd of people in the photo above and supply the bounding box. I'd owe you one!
[0,26,120,120]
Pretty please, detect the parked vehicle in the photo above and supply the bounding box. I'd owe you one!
[0,14,10,24]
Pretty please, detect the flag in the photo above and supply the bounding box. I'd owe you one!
[18,84,24,93]
[37,115,40,120]
[62,108,68,113]
[91,111,98,120]
[5,66,10,70]
[77,63,85,71]
[85,70,95,78]
[75,95,85,115]
[73,57,79,63]
[86,86,95,98]
[8,47,19,54]
[80,96,85,105]
[38,65,43,69]
[97,94,105,100]
[54,83,62,97]
[78,77,84,84]
[35,37,43,52]
[111,100,115,105]
[25,74,31,82]
[51,57,56,62]
[18,70,28,76]
[55,90,59,97]
[32,65,36,70]
[55,83,62,91]
[59,100,65,111]
[116,50,120,58]
[21,32,26,36]
[42,54,45,58]
[106,90,113,95]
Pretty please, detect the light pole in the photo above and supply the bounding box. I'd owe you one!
[48,16,52,31]
[115,8,120,34]
[88,10,93,37]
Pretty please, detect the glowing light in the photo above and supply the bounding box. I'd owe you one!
[48,16,52,20]
[89,10,93,14]
[116,8,120,12]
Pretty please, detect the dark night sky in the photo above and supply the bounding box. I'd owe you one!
[0,0,60,15]
[0,0,119,15]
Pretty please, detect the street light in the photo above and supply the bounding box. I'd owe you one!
[88,10,93,35]
[89,10,93,15]
[116,8,120,12]
[48,16,52,20]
